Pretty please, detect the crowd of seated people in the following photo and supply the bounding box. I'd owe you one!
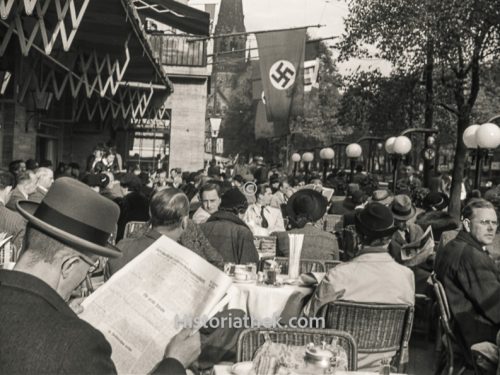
[1,147,499,374]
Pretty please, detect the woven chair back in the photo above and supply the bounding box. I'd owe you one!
[236,327,358,371]
[123,221,149,239]
[322,301,413,353]
[273,257,325,274]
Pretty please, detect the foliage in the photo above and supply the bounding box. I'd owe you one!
[339,0,500,217]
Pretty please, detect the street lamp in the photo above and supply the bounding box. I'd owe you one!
[463,122,500,189]
[209,117,222,160]
[302,152,314,182]
[386,136,412,192]
[291,152,301,177]
[319,147,335,183]
[346,143,362,183]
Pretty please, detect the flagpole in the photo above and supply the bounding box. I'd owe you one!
[206,37,337,58]
[188,25,325,42]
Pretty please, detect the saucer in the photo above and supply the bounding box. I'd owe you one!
[231,361,254,375]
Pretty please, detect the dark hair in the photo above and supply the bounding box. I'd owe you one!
[156,168,167,175]
[255,184,271,201]
[39,160,53,168]
[0,170,14,190]
[199,182,221,198]
[150,189,189,229]
[25,159,38,171]
[462,198,495,220]
[233,175,244,184]
[120,173,142,193]
[9,160,24,175]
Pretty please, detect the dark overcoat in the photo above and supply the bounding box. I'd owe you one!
[0,270,185,375]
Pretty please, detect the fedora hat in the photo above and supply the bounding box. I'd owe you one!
[370,189,394,206]
[286,189,327,223]
[17,177,121,258]
[355,202,395,239]
[391,194,416,221]
[423,192,449,211]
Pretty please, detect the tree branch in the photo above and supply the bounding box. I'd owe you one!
[438,102,459,116]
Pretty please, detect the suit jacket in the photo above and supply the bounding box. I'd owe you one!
[29,185,47,203]
[6,187,27,211]
[304,251,415,371]
[109,225,224,275]
[0,270,185,374]
[0,203,26,254]
[116,191,150,241]
[274,224,340,261]
[389,224,432,295]
[435,231,500,354]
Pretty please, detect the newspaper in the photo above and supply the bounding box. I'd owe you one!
[400,226,435,267]
[80,235,232,374]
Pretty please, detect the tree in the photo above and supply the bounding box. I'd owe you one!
[339,0,500,217]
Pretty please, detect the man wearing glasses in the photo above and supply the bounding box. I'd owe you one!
[0,177,199,374]
[435,198,500,368]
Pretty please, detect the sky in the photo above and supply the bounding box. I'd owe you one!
[241,0,391,76]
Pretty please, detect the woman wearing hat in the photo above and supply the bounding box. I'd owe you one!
[274,189,340,260]
[416,191,459,241]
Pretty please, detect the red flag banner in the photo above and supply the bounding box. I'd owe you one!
[251,60,274,139]
[256,28,306,126]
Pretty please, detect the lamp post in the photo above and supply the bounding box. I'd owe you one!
[209,117,221,161]
[400,128,439,188]
[345,143,362,183]
[376,142,383,174]
[386,136,412,192]
[319,147,335,183]
[291,152,301,177]
[463,122,500,189]
[302,152,314,182]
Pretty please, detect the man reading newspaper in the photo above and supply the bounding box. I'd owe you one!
[0,178,199,374]
[389,194,435,295]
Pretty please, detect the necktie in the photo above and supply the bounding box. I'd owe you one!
[260,206,269,228]
[405,230,411,243]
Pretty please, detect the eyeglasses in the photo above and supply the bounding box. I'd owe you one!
[78,256,100,274]
[474,219,498,227]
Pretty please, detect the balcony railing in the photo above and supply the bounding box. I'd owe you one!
[149,34,207,67]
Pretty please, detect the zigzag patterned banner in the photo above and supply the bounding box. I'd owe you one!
[0,0,89,56]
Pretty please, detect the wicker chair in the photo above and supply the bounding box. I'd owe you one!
[123,221,149,239]
[236,327,358,371]
[323,260,342,272]
[431,273,467,375]
[323,214,344,233]
[266,257,326,274]
[319,300,414,372]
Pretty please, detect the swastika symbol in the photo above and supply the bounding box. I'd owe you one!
[269,60,296,90]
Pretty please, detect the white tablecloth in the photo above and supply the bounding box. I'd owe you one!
[212,364,403,375]
[226,281,313,323]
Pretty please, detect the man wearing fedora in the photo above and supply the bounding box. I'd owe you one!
[0,177,200,374]
[303,202,415,371]
[389,194,433,295]
[274,189,340,260]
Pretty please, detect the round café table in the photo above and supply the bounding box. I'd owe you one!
[226,279,313,324]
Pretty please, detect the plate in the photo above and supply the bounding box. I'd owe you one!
[231,362,254,375]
